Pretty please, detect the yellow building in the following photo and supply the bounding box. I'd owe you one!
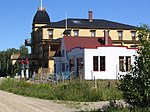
[25,7,137,74]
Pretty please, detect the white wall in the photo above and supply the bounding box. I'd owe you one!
[67,48,84,73]
[53,57,61,73]
[84,46,137,80]
[61,39,68,62]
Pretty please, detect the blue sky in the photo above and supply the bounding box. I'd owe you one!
[0,0,149,51]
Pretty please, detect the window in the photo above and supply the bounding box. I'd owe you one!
[131,31,136,40]
[119,56,131,72]
[74,30,79,36]
[77,58,84,66]
[93,56,98,71]
[69,59,75,71]
[49,30,53,39]
[62,63,65,72]
[125,56,131,72]
[119,56,124,72]
[63,30,71,36]
[39,30,42,41]
[91,30,96,37]
[100,56,105,71]
[118,31,123,40]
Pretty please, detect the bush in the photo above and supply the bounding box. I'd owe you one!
[82,107,150,112]
[118,25,150,108]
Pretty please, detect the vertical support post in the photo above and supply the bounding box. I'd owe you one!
[70,72,72,82]
[91,70,93,80]
[116,64,118,80]
[21,69,24,78]
[62,73,64,83]
[26,69,29,79]
[94,76,97,88]
[21,59,24,79]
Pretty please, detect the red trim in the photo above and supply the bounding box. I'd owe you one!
[67,45,138,52]
[84,45,138,50]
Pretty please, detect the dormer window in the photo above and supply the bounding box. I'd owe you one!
[74,30,79,37]
[48,30,53,39]
[131,31,136,40]
[63,30,71,36]
[118,31,123,40]
[91,30,96,37]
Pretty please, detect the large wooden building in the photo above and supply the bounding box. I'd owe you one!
[25,6,137,74]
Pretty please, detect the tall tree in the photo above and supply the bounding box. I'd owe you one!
[119,24,150,108]
[19,45,28,56]
[0,45,29,76]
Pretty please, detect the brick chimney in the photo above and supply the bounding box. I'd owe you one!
[104,30,109,45]
[89,10,93,22]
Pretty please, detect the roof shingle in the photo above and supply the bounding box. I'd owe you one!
[47,18,136,29]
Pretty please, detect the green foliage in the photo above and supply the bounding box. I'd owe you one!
[0,48,19,72]
[0,45,28,76]
[19,45,28,56]
[0,79,122,102]
[118,24,150,108]
[85,107,150,112]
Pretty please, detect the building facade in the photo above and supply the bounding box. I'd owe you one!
[25,6,137,74]
[54,35,137,80]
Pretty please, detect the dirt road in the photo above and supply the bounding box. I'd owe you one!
[0,90,76,112]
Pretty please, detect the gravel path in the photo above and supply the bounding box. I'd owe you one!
[0,90,76,112]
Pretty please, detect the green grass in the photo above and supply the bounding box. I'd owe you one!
[0,78,122,102]
[83,107,150,112]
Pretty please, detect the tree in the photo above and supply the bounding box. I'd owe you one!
[0,45,29,76]
[118,24,150,108]
[19,45,28,56]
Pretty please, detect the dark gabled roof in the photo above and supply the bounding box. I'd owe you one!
[33,10,50,24]
[47,18,136,29]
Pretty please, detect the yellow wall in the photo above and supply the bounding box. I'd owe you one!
[122,30,132,40]
[77,29,91,36]
[53,29,65,39]
[109,30,118,40]
[48,60,54,73]
[42,28,49,39]
[41,28,135,41]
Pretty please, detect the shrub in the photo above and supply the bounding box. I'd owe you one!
[118,24,150,108]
